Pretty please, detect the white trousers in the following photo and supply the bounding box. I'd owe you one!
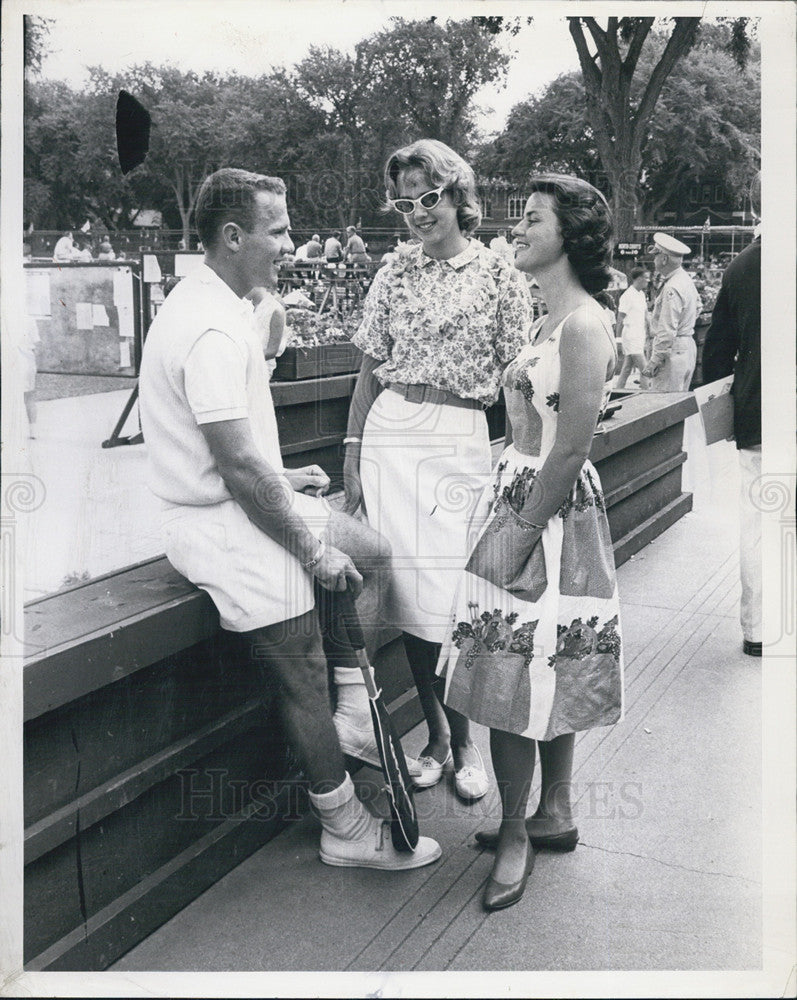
[650,337,697,392]
[739,445,762,643]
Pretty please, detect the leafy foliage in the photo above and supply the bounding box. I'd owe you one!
[24,17,508,234]
[477,22,759,234]
[476,73,601,184]
[23,15,53,75]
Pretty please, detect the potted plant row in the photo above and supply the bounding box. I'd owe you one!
[273,304,364,380]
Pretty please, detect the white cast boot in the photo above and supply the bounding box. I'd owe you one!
[311,773,441,870]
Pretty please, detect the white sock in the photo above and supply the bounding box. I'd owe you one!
[333,666,373,720]
[309,773,375,841]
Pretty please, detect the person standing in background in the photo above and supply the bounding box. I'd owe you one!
[489,229,514,265]
[97,240,116,260]
[22,314,40,438]
[701,173,762,657]
[344,226,370,263]
[641,233,701,391]
[72,234,94,262]
[615,266,650,389]
[305,234,323,260]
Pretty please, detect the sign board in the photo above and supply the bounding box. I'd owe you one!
[616,243,643,257]
[25,263,140,375]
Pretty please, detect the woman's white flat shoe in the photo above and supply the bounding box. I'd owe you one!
[403,755,422,778]
[411,749,453,789]
[454,744,489,801]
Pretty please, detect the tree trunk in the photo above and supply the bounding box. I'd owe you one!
[609,163,641,245]
[181,215,191,250]
[171,165,191,248]
[567,16,702,268]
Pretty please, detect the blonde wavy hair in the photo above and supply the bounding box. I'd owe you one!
[384,139,482,235]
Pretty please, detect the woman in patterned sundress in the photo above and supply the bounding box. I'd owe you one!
[437,175,624,910]
[344,140,533,798]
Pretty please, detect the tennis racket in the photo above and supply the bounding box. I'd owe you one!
[331,589,420,853]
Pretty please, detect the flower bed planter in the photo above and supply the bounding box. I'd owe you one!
[273,342,363,381]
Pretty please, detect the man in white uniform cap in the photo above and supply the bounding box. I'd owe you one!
[642,232,701,391]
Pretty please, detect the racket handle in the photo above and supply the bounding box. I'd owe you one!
[336,588,365,650]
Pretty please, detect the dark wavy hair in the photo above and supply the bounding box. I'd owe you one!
[527,174,613,294]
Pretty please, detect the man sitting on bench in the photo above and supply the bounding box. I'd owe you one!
[139,167,440,871]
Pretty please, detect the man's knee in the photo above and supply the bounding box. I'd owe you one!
[327,509,392,571]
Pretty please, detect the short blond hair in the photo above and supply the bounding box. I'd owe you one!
[384,139,481,235]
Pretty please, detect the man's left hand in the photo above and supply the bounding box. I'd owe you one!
[286,465,330,497]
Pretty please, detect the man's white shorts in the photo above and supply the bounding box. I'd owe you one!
[160,492,332,632]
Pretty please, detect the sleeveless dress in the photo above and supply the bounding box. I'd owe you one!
[438,304,624,740]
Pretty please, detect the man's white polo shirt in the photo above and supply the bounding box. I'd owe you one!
[139,264,331,632]
[139,263,284,505]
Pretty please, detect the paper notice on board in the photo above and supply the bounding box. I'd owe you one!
[143,254,162,283]
[26,271,52,316]
[113,268,135,339]
[119,339,132,368]
[76,302,94,329]
[92,304,110,326]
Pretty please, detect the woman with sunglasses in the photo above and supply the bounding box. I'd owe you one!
[438,175,624,910]
[344,139,533,800]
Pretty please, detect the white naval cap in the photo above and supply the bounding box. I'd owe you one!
[649,232,691,256]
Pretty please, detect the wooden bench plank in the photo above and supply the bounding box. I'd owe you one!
[270,373,356,406]
[24,774,304,971]
[602,452,687,509]
[590,391,697,462]
[25,558,199,660]
[24,595,219,721]
[612,492,694,566]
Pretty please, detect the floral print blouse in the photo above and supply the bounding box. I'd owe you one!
[351,239,533,407]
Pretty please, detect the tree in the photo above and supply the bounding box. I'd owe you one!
[475,72,601,185]
[23,15,52,76]
[24,17,511,235]
[294,17,512,226]
[566,17,700,240]
[81,65,327,242]
[477,26,760,228]
[639,37,760,222]
[293,45,397,228]
[24,80,121,230]
[566,16,754,241]
[24,63,328,237]
[362,17,511,152]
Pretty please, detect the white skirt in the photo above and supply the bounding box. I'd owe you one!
[160,488,331,632]
[360,388,492,643]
